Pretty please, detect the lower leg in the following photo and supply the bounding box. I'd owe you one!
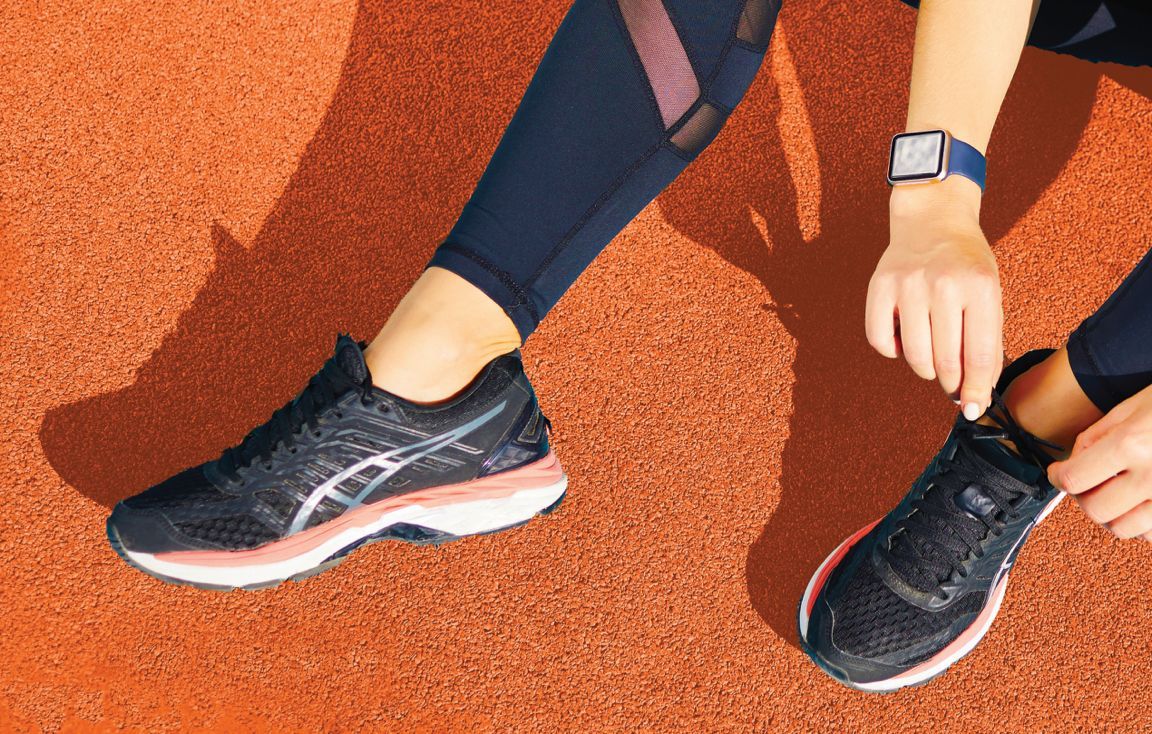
[363,267,521,403]
[999,247,1152,454]
[367,0,779,402]
[429,0,777,335]
[983,244,1152,455]
[990,346,1103,457]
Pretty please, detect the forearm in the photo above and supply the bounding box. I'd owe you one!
[872,0,1040,409]
[894,0,1039,216]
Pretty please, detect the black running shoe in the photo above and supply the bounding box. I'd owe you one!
[107,335,565,590]
[799,350,1063,691]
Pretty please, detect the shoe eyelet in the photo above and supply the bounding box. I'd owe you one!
[378,404,389,413]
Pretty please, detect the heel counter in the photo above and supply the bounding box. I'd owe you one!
[480,376,552,476]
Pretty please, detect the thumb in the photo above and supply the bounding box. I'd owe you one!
[1072,395,1139,455]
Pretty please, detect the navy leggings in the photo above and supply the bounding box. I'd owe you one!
[428,0,1151,413]
[428,0,779,338]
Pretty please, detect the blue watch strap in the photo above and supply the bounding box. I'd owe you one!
[947,136,987,191]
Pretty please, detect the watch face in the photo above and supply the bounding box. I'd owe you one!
[888,130,946,182]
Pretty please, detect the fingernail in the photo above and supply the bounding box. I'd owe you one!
[963,402,982,421]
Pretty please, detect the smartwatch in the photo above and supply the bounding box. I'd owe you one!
[886,129,986,192]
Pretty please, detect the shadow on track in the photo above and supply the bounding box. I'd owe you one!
[38,0,1147,651]
[659,5,1114,647]
[38,0,557,507]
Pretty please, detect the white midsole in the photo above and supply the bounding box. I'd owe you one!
[800,492,1066,691]
[124,478,568,587]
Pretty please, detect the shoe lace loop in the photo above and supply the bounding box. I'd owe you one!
[218,357,373,479]
[881,392,1061,597]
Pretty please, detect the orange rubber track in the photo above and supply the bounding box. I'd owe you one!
[3,1,1152,731]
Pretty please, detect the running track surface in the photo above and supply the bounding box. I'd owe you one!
[3,2,1151,731]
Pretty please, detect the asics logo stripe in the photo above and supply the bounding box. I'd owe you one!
[992,520,1035,588]
[287,401,507,533]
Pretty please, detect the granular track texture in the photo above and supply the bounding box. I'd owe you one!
[3,0,1152,731]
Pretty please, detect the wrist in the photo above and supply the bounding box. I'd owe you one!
[889,175,982,222]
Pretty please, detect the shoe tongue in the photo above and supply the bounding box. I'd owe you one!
[334,335,370,384]
[969,434,1043,485]
[890,428,1043,593]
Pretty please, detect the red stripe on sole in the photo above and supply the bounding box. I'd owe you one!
[154,451,564,567]
[804,518,881,617]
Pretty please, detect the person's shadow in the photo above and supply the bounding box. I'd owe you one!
[660,6,1150,647]
[37,0,568,507]
[37,0,1149,650]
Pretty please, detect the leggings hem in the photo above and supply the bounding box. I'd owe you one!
[427,243,538,342]
[1066,323,1123,413]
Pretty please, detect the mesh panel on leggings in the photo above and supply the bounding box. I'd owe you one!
[669,103,726,156]
[736,0,780,46]
[617,0,700,127]
[830,564,983,658]
[172,515,278,549]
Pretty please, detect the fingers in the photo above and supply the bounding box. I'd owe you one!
[1072,395,1139,455]
[959,292,1002,420]
[897,298,936,381]
[1056,400,1152,535]
[1106,500,1152,539]
[865,277,899,359]
[930,297,963,398]
[1074,474,1140,525]
[1055,424,1142,493]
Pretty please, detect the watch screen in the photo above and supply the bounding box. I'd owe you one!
[889,130,945,181]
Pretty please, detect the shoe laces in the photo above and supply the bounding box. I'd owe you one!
[881,392,1061,597]
[218,356,377,480]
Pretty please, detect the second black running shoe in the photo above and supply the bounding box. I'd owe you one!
[799,350,1063,691]
[107,335,565,590]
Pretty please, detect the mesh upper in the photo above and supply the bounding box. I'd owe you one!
[122,468,232,510]
[256,488,299,519]
[830,563,982,659]
[171,515,279,549]
[305,498,347,529]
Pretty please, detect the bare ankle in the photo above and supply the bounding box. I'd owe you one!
[363,268,521,403]
[995,347,1103,455]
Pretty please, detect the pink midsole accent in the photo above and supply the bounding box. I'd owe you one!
[804,519,881,617]
[155,451,564,566]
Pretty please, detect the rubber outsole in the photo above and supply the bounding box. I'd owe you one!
[797,623,936,695]
[797,493,1065,692]
[107,491,566,591]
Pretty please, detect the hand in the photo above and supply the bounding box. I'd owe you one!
[867,184,1002,418]
[1049,386,1152,541]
